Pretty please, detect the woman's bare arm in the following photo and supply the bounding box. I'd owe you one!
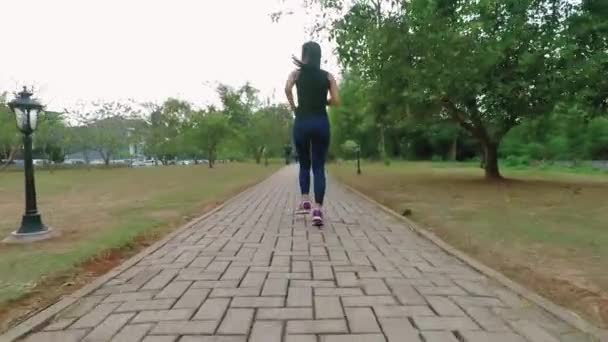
[285,70,298,112]
[328,73,341,107]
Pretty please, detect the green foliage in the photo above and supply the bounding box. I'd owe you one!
[187,109,232,167]
[34,111,69,163]
[0,96,20,163]
[302,0,608,179]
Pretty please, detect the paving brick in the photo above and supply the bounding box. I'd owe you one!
[250,266,290,272]
[132,308,194,323]
[288,287,312,306]
[206,260,230,273]
[345,307,381,333]
[292,261,311,273]
[24,330,88,342]
[142,269,178,290]
[378,317,421,341]
[268,272,312,279]
[450,295,505,308]
[217,308,254,334]
[43,318,76,331]
[190,256,213,268]
[179,337,246,342]
[191,280,239,288]
[142,336,178,342]
[115,298,175,312]
[454,279,494,297]
[425,296,466,316]
[193,298,230,320]
[460,331,527,342]
[285,335,317,342]
[173,288,210,309]
[71,302,121,328]
[83,312,134,341]
[373,305,435,317]
[412,316,480,331]
[286,319,348,334]
[391,285,426,305]
[416,286,467,296]
[291,280,336,287]
[358,271,402,279]
[221,265,248,280]
[177,270,222,281]
[258,308,314,320]
[111,323,152,342]
[464,306,511,332]
[262,278,288,296]
[315,287,364,296]
[336,272,359,287]
[250,320,282,342]
[313,265,334,280]
[361,279,391,295]
[156,280,192,299]
[240,272,267,287]
[509,320,560,342]
[151,320,218,335]
[103,291,156,303]
[231,296,284,307]
[315,296,344,319]
[342,296,396,307]
[421,331,459,342]
[59,295,106,319]
[319,335,386,342]
[210,287,260,297]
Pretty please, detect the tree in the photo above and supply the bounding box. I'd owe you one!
[0,93,20,168]
[144,99,191,165]
[310,0,574,179]
[72,101,137,165]
[34,111,69,164]
[188,109,232,168]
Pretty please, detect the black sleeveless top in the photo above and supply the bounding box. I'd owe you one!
[295,66,330,117]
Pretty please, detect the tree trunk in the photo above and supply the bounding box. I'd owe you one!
[483,142,502,179]
[0,145,17,171]
[255,146,263,164]
[450,135,458,161]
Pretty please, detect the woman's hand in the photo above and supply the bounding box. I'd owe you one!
[285,70,299,112]
[327,73,341,107]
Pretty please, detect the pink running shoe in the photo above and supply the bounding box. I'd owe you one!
[296,200,312,214]
[312,208,324,227]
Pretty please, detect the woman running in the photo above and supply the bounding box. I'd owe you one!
[285,41,340,226]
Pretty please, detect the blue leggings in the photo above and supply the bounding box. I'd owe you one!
[293,115,330,205]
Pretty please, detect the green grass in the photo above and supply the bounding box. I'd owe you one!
[331,161,608,327]
[0,163,277,304]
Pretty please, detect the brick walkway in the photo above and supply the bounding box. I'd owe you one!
[16,167,597,341]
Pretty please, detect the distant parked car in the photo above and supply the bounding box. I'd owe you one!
[33,159,50,166]
[63,159,86,165]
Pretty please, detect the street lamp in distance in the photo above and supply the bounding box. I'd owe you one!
[3,87,56,243]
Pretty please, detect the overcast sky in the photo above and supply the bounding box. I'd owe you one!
[0,0,338,112]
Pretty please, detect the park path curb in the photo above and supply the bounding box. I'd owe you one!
[0,172,276,342]
[339,181,608,342]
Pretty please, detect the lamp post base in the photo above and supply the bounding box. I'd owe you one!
[2,213,58,244]
[2,226,57,244]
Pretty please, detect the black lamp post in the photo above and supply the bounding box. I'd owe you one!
[356,145,362,175]
[4,87,54,243]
